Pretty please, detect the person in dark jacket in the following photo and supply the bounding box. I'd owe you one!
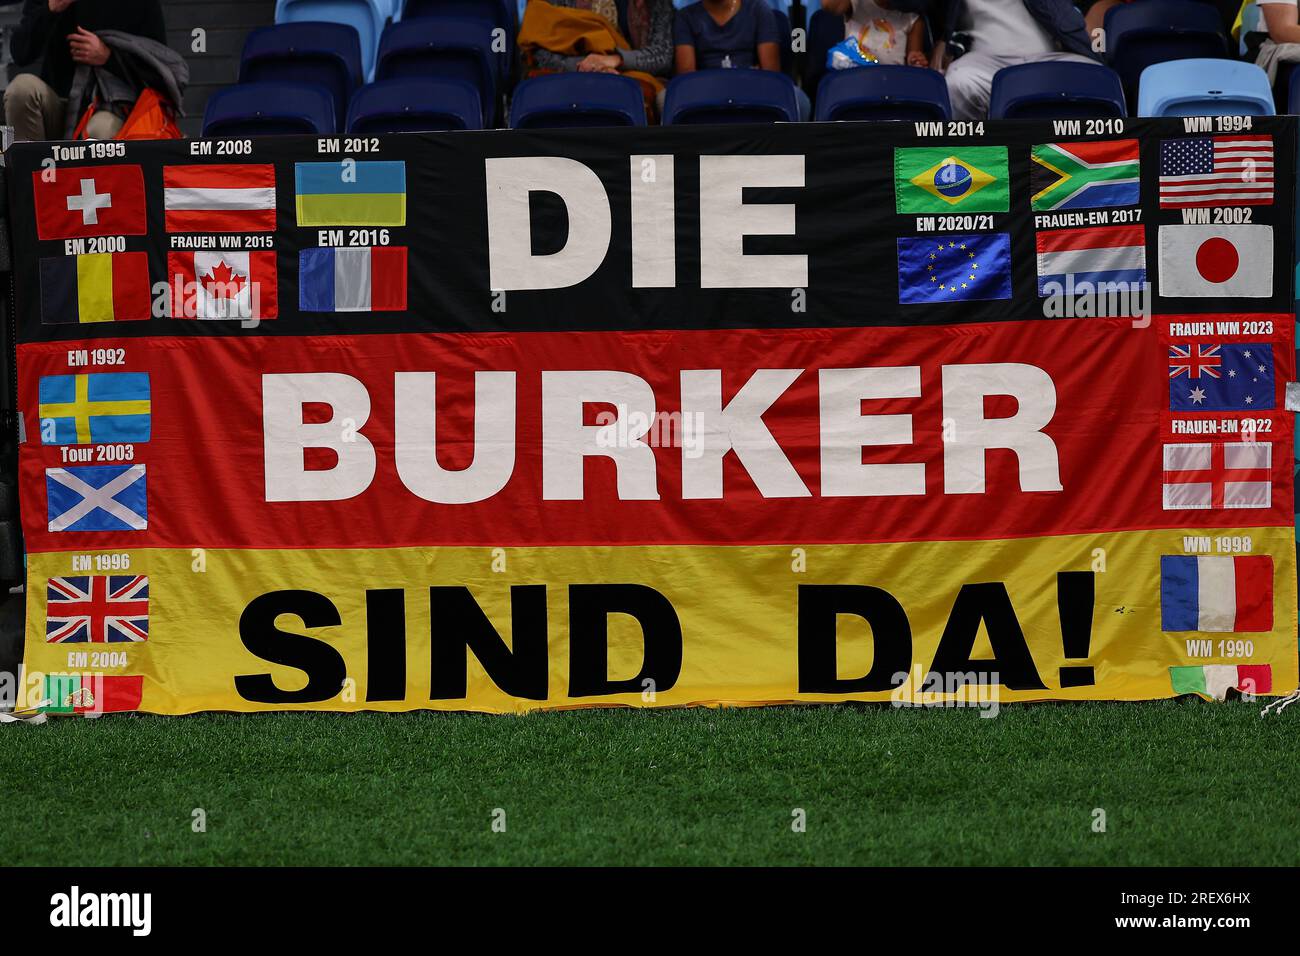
[920,0,1099,120]
[5,0,166,140]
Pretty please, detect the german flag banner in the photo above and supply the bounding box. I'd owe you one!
[6,118,1297,714]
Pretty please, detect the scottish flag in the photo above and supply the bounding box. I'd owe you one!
[46,464,147,532]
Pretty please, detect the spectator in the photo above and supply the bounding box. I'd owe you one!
[673,0,810,120]
[1079,0,1126,36]
[522,0,673,79]
[820,0,929,67]
[927,0,1098,120]
[1251,0,1300,82]
[6,0,170,141]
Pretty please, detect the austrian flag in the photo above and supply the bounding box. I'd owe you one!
[163,163,276,232]
[168,251,278,320]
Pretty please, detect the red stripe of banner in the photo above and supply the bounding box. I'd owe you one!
[1234,555,1274,632]
[16,316,1294,551]
[1034,223,1144,254]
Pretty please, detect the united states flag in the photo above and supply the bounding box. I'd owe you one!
[46,575,149,643]
[1159,136,1274,208]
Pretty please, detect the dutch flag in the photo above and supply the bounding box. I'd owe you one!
[1160,554,1273,632]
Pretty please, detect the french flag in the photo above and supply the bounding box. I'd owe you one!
[1160,554,1273,632]
[299,246,407,313]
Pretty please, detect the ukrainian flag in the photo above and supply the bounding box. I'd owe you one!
[295,161,406,226]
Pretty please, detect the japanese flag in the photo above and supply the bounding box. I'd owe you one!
[168,251,278,320]
[1157,224,1273,298]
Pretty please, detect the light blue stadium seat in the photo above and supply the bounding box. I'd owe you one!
[663,69,799,124]
[203,82,337,137]
[274,0,389,81]
[1138,58,1275,117]
[990,61,1125,119]
[347,77,484,132]
[510,73,646,128]
[814,65,950,122]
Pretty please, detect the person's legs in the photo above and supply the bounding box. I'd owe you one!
[84,109,123,140]
[944,52,1009,121]
[4,73,65,141]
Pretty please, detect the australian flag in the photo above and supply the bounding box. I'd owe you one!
[1169,343,1274,411]
[46,575,149,643]
[896,233,1013,305]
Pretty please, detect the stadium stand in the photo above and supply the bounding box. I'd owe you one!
[814,64,950,122]
[239,21,363,130]
[1138,57,1276,116]
[203,80,337,135]
[510,72,647,127]
[803,6,844,109]
[401,0,517,87]
[662,67,800,124]
[347,75,484,131]
[375,16,498,126]
[988,61,1127,119]
[274,0,390,79]
[1104,0,1230,108]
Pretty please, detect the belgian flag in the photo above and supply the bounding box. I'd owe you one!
[40,252,152,324]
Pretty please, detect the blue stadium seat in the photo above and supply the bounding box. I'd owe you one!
[1105,0,1228,105]
[1139,58,1275,116]
[804,7,845,108]
[203,82,337,137]
[509,73,646,128]
[1288,64,1300,114]
[989,61,1126,119]
[239,22,363,131]
[400,0,516,85]
[347,77,483,132]
[663,69,800,124]
[376,17,496,125]
[1240,0,1260,56]
[814,65,949,122]
[274,0,389,80]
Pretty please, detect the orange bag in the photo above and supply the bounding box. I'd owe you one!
[72,88,182,140]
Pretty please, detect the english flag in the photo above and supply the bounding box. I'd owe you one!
[168,251,278,320]
[163,164,277,232]
[1157,224,1273,297]
[32,165,147,240]
[1162,441,1272,510]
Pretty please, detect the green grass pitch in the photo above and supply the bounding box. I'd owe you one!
[3,700,1297,866]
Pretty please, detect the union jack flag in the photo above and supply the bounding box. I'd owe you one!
[46,575,149,643]
[1169,344,1222,379]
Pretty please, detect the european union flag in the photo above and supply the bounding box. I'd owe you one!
[1169,344,1274,411]
[897,233,1012,305]
[38,372,151,445]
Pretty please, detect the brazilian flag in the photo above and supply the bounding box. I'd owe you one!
[894,147,1009,214]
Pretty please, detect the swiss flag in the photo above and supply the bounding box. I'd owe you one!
[33,165,147,239]
[168,251,278,320]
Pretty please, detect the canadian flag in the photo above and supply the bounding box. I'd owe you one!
[168,251,278,320]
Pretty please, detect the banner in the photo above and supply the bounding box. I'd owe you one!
[7,118,1297,714]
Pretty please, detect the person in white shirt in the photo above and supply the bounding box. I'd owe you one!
[932,0,1098,120]
[1254,0,1300,81]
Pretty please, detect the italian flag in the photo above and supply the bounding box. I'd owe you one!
[1170,664,1272,701]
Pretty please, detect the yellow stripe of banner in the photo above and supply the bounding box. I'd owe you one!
[75,253,114,323]
[20,528,1298,714]
[295,193,406,226]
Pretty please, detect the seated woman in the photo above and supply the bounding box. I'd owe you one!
[672,0,811,120]
[521,0,674,113]
[1252,0,1300,81]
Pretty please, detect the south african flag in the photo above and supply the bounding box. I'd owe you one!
[1030,140,1140,211]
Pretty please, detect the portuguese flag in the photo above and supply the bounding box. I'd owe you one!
[42,674,143,714]
[1170,664,1272,700]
